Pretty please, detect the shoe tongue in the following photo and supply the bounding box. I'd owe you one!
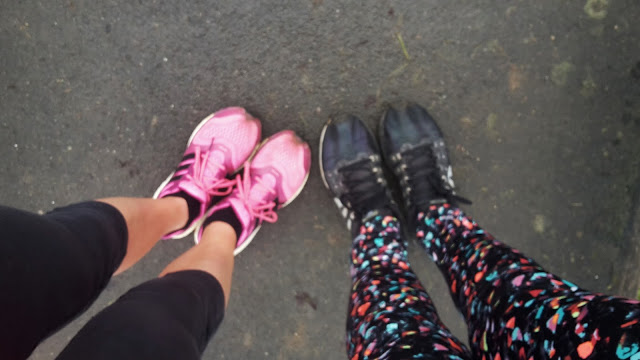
[226,197,253,229]
[202,146,229,180]
[246,168,278,204]
[178,182,208,204]
[176,147,228,203]
[222,169,278,228]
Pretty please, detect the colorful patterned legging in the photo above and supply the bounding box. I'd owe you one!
[347,204,640,360]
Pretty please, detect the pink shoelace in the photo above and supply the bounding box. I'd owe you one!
[185,146,236,200]
[233,163,279,224]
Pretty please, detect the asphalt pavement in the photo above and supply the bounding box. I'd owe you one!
[1,1,639,359]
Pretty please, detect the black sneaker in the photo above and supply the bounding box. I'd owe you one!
[379,103,470,224]
[320,115,398,236]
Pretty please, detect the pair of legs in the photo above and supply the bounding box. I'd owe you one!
[0,198,233,360]
[320,104,640,359]
[1,107,311,359]
[347,204,640,359]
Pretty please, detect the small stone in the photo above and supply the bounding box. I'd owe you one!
[533,214,546,234]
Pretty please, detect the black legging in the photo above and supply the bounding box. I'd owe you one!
[0,202,225,360]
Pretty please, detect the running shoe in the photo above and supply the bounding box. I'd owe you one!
[379,103,469,225]
[154,107,261,239]
[319,115,398,237]
[196,130,311,255]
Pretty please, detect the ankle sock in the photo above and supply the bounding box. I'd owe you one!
[169,191,201,228]
[203,207,243,240]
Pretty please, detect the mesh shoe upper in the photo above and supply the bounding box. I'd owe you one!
[379,104,469,222]
[153,107,261,239]
[320,115,397,236]
[196,130,311,255]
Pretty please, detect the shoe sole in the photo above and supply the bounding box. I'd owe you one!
[153,110,260,239]
[318,121,332,191]
[318,119,369,231]
[196,134,312,255]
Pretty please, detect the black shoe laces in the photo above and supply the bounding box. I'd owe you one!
[402,144,471,209]
[339,156,389,215]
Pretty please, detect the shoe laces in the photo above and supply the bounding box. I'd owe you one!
[339,155,389,215]
[401,144,470,208]
[186,146,236,199]
[234,164,279,224]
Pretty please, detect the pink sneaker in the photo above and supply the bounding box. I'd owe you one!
[153,107,261,239]
[196,130,311,255]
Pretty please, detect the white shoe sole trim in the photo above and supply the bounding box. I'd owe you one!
[318,122,331,190]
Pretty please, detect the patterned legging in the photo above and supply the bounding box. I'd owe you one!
[347,204,640,359]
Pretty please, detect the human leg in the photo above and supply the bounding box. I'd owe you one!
[0,107,261,359]
[0,195,194,359]
[0,202,127,359]
[100,196,187,274]
[320,115,470,359]
[56,222,235,360]
[417,204,640,359]
[58,129,311,360]
[348,213,471,359]
[380,103,640,359]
